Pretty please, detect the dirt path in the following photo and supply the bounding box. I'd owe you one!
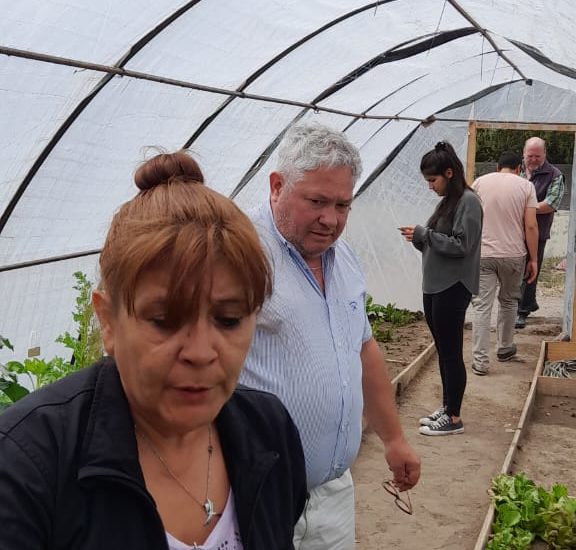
[353,294,565,549]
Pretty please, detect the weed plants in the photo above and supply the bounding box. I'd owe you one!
[365,294,419,343]
[0,272,102,409]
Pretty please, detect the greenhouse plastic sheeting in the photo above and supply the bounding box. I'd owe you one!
[348,80,576,316]
[1,0,576,360]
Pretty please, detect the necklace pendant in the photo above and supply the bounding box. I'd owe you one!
[203,498,216,525]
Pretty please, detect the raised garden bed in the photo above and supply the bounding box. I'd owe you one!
[475,339,576,550]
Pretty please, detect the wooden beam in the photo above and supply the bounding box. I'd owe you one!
[362,341,436,432]
[546,341,576,361]
[391,341,436,400]
[466,121,477,184]
[572,281,576,341]
[537,376,576,398]
[475,122,576,132]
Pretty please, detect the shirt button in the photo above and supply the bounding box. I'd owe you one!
[343,381,348,388]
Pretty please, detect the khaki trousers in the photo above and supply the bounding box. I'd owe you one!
[471,257,525,372]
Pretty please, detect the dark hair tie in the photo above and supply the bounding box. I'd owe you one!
[435,141,447,152]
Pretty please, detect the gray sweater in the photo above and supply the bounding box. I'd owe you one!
[412,188,483,295]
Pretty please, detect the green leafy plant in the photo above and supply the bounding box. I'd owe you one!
[0,337,29,411]
[365,295,419,343]
[0,272,103,407]
[487,473,576,550]
[55,271,102,370]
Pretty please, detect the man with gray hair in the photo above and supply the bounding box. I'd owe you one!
[240,123,420,549]
[515,137,565,328]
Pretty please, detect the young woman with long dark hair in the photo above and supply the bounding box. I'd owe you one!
[399,141,483,435]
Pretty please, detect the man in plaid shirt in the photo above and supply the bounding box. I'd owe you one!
[515,137,565,328]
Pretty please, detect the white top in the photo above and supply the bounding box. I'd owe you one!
[166,490,243,550]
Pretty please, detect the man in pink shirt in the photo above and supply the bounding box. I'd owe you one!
[470,151,538,376]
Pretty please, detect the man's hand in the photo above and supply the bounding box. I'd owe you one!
[384,436,421,491]
[361,338,421,492]
[525,259,538,284]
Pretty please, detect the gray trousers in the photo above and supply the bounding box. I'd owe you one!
[471,257,525,371]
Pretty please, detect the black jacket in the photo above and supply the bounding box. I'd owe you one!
[0,358,307,549]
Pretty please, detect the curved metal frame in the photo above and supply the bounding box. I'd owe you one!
[183,1,396,148]
[0,0,204,235]
[228,27,485,199]
[1,1,568,272]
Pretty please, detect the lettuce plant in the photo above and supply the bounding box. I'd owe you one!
[487,473,576,549]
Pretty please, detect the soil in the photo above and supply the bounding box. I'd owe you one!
[512,394,576,494]
[378,319,433,381]
[353,269,569,550]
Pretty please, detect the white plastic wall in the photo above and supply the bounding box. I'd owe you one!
[2,1,576,360]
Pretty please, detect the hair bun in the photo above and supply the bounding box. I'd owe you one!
[134,150,205,191]
[434,141,447,152]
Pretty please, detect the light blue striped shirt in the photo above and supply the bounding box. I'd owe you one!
[240,204,372,489]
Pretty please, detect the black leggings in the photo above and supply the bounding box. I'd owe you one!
[423,283,472,418]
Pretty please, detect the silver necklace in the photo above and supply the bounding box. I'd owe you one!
[136,425,219,526]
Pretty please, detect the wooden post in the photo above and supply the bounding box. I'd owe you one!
[466,121,477,184]
[572,274,576,341]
